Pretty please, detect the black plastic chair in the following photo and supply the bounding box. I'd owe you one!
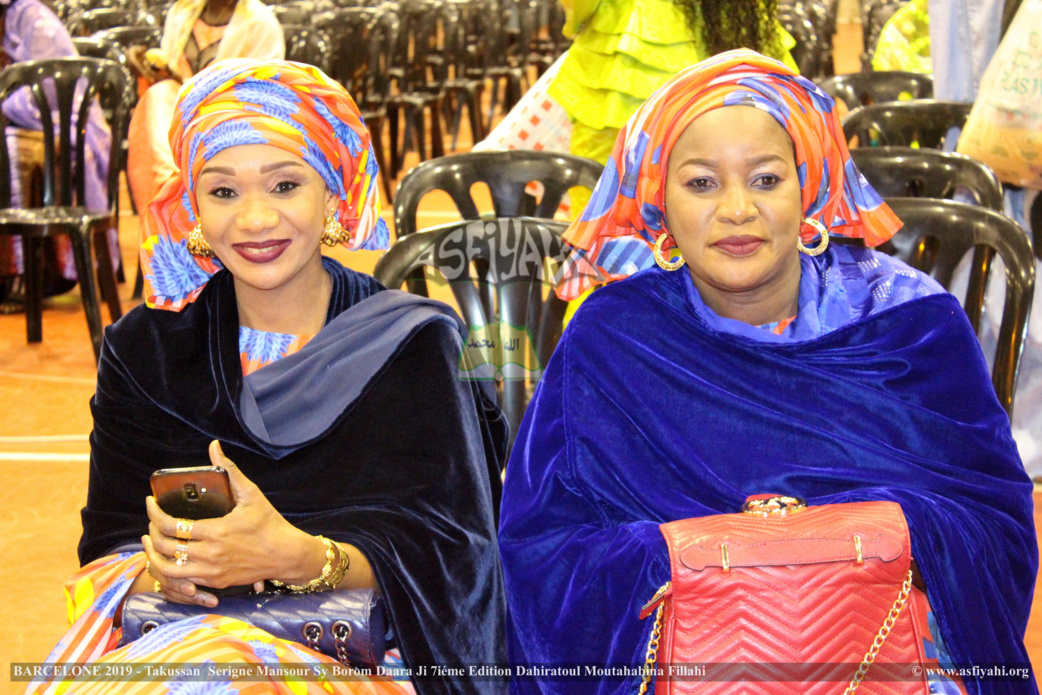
[393,149,604,237]
[778,1,828,80]
[879,198,1035,416]
[385,0,454,177]
[818,71,933,110]
[483,0,535,132]
[439,0,492,150]
[0,57,130,361]
[65,8,157,37]
[280,25,329,69]
[851,147,1004,210]
[860,0,909,70]
[90,25,163,53]
[314,7,399,198]
[842,100,973,149]
[373,216,570,456]
[392,149,602,306]
[778,0,836,79]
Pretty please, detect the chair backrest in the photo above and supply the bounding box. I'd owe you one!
[818,71,934,110]
[777,1,827,79]
[373,216,570,455]
[393,150,604,237]
[91,25,162,52]
[842,100,973,149]
[0,57,130,214]
[851,147,1004,210]
[72,37,122,63]
[860,0,909,69]
[280,25,330,69]
[314,7,399,113]
[882,198,1035,416]
[65,7,156,36]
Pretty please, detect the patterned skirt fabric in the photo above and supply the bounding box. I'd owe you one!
[27,552,415,695]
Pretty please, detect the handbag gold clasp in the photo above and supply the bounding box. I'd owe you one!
[741,495,807,516]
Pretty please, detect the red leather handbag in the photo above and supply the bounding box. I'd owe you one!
[638,495,931,695]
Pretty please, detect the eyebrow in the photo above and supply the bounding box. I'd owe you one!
[676,153,789,168]
[198,160,306,177]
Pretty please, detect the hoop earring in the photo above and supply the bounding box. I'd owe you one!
[320,213,349,247]
[186,223,215,258]
[654,233,685,271]
[796,217,830,256]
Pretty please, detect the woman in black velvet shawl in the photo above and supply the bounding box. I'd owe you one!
[30,60,507,695]
[499,51,1037,695]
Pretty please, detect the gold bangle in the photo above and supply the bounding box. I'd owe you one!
[322,542,351,590]
[271,536,341,593]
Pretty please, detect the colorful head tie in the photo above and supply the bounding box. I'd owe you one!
[142,58,389,310]
[556,49,902,300]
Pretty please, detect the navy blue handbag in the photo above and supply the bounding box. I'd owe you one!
[119,589,386,667]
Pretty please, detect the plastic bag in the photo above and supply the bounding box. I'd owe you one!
[956,0,1042,189]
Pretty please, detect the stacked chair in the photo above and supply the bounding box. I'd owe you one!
[827,65,1036,417]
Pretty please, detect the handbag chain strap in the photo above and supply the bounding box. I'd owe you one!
[639,570,913,694]
[844,569,914,694]
[638,582,669,695]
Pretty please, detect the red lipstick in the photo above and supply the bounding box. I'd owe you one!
[232,240,290,263]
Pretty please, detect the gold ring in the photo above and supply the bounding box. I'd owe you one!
[174,541,189,566]
[175,518,194,541]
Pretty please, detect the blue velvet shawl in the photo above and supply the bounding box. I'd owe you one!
[499,247,1037,695]
[82,258,509,694]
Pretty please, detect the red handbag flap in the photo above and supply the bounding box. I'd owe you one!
[678,534,905,570]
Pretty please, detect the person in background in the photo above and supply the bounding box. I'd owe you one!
[126,0,283,228]
[0,0,114,308]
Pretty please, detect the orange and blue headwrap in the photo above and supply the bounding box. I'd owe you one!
[557,49,902,300]
[141,59,388,310]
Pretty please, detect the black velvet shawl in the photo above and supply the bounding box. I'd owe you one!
[80,257,509,694]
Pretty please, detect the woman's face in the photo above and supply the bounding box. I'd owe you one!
[195,143,337,299]
[664,106,804,322]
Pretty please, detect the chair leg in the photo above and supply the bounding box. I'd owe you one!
[23,236,45,343]
[93,228,123,321]
[429,103,445,159]
[368,116,394,201]
[412,107,426,163]
[131,261,144,300]
[70,230,104,363]
[388,106,401,178]
[468,89,484,143]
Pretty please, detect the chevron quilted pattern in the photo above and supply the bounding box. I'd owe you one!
[653,501,929,695]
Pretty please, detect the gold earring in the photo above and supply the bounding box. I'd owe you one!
[320,213,349,247]
[186,223,215,257]
[654,232,685,271]
[797,217,830,256]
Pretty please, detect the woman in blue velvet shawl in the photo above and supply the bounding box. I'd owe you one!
[34,60,507,695]
[499,50,1037,695]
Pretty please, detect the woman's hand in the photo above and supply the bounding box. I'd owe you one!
[143,440,323,606]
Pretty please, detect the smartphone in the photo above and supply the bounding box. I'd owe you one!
[150,466,234,520]
[149,466,251,597]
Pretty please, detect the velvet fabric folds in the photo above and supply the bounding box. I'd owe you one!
[499,257,1037,694]
[80,257,509,694]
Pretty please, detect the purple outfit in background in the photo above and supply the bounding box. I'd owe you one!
[1,0,115,284]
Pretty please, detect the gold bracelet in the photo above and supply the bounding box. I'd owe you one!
[271,536,342,593]
[322,542,351,590]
